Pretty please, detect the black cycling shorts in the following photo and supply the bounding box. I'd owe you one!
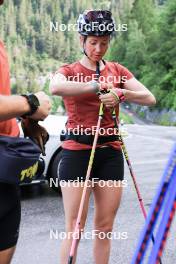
[58,147,124,182]
[0,183,21,251]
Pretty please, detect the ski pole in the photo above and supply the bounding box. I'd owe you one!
[111,108,162,264]
[131,143,176,264]
[155,198,176,262]
[148,187,176,264]
[112,109,147,216]
[68,103,104,264]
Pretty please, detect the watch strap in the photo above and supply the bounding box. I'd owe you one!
[116,90,125,102]
[21,94,39,118]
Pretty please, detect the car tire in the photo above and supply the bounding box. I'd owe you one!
[48,150,63,194]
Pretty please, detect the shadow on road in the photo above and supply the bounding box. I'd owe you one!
[20,183,60,200]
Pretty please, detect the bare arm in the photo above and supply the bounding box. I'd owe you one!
[49,73,96,96]
[122,77,156,105]
[0,95,30,121]
[50,73,156,106]
[0,92,51,121]
[99,77,156,107]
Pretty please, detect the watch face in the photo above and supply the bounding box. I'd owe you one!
[29,94,40,107]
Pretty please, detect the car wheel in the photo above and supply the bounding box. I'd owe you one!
[48,150,63,194]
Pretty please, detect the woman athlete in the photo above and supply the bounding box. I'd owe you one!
[50,10,156,264]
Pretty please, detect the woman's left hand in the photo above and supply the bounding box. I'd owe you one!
[99,88,120,108]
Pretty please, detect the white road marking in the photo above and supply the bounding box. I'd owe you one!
[132,159,167,165]
[126,133,175,143]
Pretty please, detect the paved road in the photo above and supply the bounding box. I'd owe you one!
[12,124,176,264]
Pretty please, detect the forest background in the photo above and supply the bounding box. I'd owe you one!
[0,0,175,125]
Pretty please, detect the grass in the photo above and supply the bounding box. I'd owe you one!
[119,111,134,124]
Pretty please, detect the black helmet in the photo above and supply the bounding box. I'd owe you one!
[77,10,115,36]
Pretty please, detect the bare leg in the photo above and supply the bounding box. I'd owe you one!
[0,246,16,264]
[93,181,123,264]
[60,184,92,264]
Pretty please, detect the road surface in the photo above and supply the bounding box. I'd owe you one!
[12,124,176,264]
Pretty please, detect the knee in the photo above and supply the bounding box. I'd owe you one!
[94,221,113,239]
[94,225,113,234]
[94,216,114,232]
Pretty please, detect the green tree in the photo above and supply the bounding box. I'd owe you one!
[141,0,176,110]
